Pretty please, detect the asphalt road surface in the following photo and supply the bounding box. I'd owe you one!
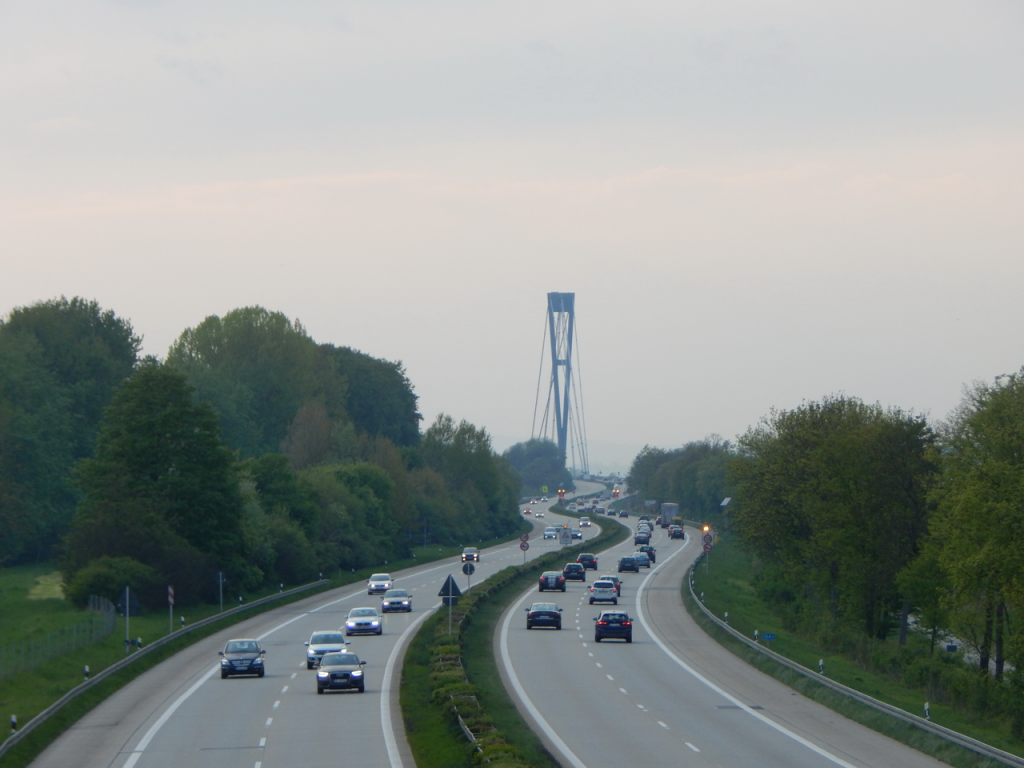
[28,489,601,768]
[498,515,949,768]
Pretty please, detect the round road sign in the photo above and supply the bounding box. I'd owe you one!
[462,563,476,576]
[520,541,529,551]
[702,533,713,545]
[520,533,529,542]
[703,543,713,553]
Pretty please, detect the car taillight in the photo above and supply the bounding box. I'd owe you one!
[597,621,608,626]
[623,621,631,626]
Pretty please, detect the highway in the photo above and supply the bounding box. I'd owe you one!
[498,515,948,768]
[28,483,605,768]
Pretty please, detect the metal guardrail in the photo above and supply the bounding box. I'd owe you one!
[0,579,330,760]
[686,554,1024,768]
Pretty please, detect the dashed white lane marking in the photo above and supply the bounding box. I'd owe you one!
[595,663,602,668]
[255,762,262,768]
[581,642,587,648]
[273,701,280,709]
[587,652,593,657]
[290,673,297,679]
[618,687,628,694]
[259,737,266,747]
[281,686,288,693]
[578,634,583,639]
[265,718,273,727]
[657,721,668,729]
[605,674,614,681]
[637,704,646,711]
[686,742,700,752]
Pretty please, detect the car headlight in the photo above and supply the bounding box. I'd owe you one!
[371,621,380,626]
[402,600,409,605]
[351,669,363,676]
[220,659,229,666]
[346,621,355,627]
[253,658,263,665]
[317,671,329,679]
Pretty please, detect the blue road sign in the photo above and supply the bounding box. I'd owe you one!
[761,633,776,640]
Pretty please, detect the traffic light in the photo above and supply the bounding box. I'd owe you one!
[703,524,710,532]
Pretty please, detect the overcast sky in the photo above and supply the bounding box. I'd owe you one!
[3,1,1023,471]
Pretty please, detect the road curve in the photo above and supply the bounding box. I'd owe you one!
[28,490,601,768]
[498,517,948,768]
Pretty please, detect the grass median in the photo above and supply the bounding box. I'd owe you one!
[401,511,630,768]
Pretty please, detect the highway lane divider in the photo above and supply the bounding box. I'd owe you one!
[684,550,1024,768]
[0,580,331,765]
[401,510,630,768]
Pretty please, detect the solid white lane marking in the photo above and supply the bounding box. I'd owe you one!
[120,666,218,768]
[265,718,273,727]
[502,585,589,768]
[686,742,700,752]
[635,534,859,768]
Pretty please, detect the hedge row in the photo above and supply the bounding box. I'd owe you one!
[404,511,630,767]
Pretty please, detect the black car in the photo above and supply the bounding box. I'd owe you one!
[618,510,629,518]
[633,534,650,546]
[594,611,633,642]
[576,553,598,570]
[638,544,656,563]
[598,574,623,595]
[461,547,480,562]
[563,562,587,582]
[669,527,685,540]
[219,638,266,678]
[539,571,566,592]
[316,651,366,693]
[617,556,639,573]
[525,602,563,629]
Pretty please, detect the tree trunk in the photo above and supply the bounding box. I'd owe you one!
[979,598,993,675]
[994,600,1005,680]
[898,597,911,647]
[829,562,839,621]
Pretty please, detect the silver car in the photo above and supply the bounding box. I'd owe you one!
[346,607,383,636]
[381,589,412,613]
[367,573,393,595]
[304,630,348,669]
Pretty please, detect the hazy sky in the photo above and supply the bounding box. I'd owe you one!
[3,1,1023,471]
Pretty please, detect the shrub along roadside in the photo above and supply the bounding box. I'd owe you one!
[401,513,630,768]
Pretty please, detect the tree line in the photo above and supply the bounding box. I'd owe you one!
[630,383,1024,735]
[0,298,522,609]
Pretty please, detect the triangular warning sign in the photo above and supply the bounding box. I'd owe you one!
[438,574,463,598]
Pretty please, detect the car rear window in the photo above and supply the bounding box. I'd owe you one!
[593,582,614,589]
[603,614,628,622]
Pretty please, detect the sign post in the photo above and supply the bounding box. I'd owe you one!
[702,528,713,573]
[438,575,463,634]
[168,585,174,633]
[520,533,530,563]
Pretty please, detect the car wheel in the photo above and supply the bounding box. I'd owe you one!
[317,687,324,694]
[377,628,383,635]
[307,662,314,670]
[595,635,602,642]
[258,668,265,678]
[613,598,618,605]
[221,670,229,679]
[560,586,566,592]
[589,598,594,604]
[626,635,632,643]
[556,622,561,630]
[358,684,365,693]
[346,631,352,636]
[527,623,533,630]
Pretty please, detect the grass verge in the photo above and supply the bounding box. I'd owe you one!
[0,532,526,768]
[688,538,1020,767]
[400,512,630,768]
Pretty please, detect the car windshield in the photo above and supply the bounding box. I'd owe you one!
[350,608,379,617]
[384,590,408,598]
[370,574,391,581]
[225,641,258,653]
[310,633,344,644]
[463,548,478,553]
[321,653,360,666]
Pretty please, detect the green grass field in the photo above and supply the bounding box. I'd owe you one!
[689,536,1024,765]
